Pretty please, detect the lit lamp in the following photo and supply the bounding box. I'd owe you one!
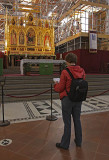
[0,77,10,127]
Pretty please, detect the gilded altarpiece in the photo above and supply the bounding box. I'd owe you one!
[5,13,55,57]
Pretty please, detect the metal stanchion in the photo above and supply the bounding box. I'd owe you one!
[59,63,62,75]
[46,84,58,121]
[0,77,10,127]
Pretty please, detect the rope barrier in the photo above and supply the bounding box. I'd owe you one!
[3,85,109,100]
[87,89,109,98]
[5,89,51,98]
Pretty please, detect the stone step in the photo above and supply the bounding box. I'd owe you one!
[4,79,54,85]
[0,93,59,102]
[3,79,109,90]
[86,74,109,78]
[3,81,109,90]
[86,78,109,82]
[1,89,109,103]
[4,75,59,80]
[4,74,109,80]
[3,82,109,89]
[88,84,109,90]
[4,83,51,89]
[1,74,109,102]
[87,89,109,97]
[2,88,53,95]
[88,81,109,86]
[3,77,109,87]
[3,66,61,75]
[2,85,109,95]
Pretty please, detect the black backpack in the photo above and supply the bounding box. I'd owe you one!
[65,68,88,102]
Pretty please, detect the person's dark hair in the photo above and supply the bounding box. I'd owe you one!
[65,52,77,64]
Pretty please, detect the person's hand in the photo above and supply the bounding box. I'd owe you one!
[53,78,60,84]
[54,81,59,84]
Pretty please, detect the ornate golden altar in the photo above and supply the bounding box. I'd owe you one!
[5,13,55,62]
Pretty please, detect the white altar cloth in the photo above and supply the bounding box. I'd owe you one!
[20,59,65,75]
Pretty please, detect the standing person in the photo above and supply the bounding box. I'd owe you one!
[54,52,86,150]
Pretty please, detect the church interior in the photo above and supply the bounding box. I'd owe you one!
[0,0,109,160]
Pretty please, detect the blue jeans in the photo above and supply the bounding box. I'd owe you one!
[60,96,82,148]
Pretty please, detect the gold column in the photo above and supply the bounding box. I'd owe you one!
[11,56,14,67]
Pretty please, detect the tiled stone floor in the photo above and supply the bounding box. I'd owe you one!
[0,111,109,160]
[1,95,109,123]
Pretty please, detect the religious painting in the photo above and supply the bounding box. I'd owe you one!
[11,30,17,45]
[11,18,15,25]
[19,31,24,45]
[38,20,42,27]
[26,28,35,46]
[28,13,33,22]
[19,17,23,26]
[37,32,43,46]
[44,32,51,47]
[45,20,49,28]
[27,13,33,25]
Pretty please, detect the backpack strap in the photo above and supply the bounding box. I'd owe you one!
[66,68,74,79]
[65,68,74,96]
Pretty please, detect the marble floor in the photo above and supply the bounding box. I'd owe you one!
[0,95,109,160]
[0,95,109,123]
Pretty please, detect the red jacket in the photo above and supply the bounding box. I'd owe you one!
[54,65,86,99]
